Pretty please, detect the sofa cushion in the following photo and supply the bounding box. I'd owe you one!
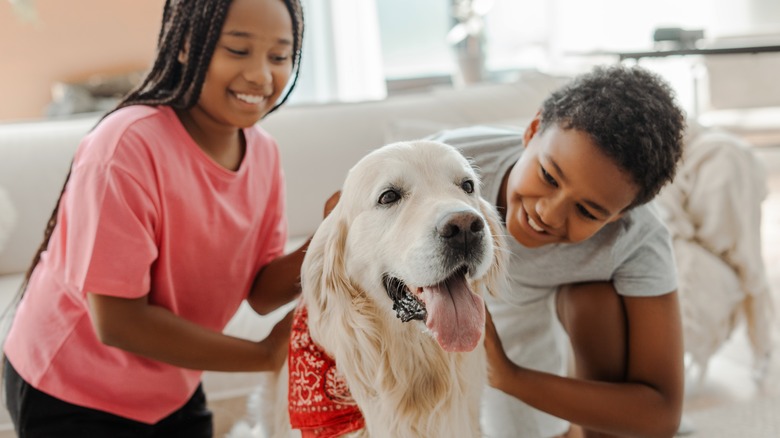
[0,186,15,254]
[384,118,529,144]
[0,115,96,276]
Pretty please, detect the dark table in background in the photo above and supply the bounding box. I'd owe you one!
[567,40,780,118]
[616,43,780,61]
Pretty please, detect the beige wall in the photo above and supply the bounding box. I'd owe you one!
[0,0,165,121]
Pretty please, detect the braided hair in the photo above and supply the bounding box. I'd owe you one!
[16,0,305,297]
[116,0,304,114]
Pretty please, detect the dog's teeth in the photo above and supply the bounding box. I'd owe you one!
[393,293,427,323]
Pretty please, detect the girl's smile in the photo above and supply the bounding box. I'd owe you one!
[176,0,295,169]
[233,92,269,107]
[185,0,294,135]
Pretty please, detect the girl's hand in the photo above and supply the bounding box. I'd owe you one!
[324,190,341,218]
[259,309,294,371]
[248,191,340,317]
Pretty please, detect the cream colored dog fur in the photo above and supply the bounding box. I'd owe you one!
[235,140,507,438]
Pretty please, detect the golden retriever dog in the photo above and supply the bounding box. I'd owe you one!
[232,140,507,438]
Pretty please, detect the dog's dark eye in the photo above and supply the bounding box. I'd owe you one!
[379,189,401,205]
[461,179,474,194]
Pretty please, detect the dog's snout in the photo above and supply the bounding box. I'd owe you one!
[437,211,485,250]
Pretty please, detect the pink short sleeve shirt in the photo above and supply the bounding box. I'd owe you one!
[4,105,287,423]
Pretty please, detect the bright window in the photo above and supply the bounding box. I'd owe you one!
[376,0,454,79]
[375,0,552,83]
[291,0,772,105]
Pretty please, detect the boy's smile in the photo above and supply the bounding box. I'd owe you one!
[503,117,639,248]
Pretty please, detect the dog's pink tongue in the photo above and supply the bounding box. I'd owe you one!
[421,275,485,352]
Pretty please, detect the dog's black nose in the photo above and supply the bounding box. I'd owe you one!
[437,211,484,252]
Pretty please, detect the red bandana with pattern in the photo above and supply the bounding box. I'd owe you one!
[288,302,365,437]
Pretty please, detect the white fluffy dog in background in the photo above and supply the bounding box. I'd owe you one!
[230,140,507,438]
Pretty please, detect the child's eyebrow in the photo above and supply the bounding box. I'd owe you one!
[222,30,293,46]
[547,158,612,217]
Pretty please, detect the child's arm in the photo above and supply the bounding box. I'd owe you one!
[485,291,684,438]
[246,240,309,315]
[246,191,341,315]
[87,292,293,372]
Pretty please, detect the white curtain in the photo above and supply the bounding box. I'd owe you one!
[289,0,387,104]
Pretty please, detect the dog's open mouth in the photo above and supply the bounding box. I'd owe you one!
[383,267,485,352]
[383,275,428,323]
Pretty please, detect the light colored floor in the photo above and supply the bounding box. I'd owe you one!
[679,144,780,437]
[213,395,251,437]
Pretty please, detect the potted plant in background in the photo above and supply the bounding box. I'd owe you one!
[447,0,494,87]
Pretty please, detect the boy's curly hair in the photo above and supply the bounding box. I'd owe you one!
[538,64,686,209]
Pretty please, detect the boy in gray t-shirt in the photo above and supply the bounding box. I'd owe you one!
[433,65,686,438]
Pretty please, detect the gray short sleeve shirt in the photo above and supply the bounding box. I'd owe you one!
[432,125,679,306]
[430,125,679,436]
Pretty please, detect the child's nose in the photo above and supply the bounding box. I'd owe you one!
[536,196,565,229]
[245,58,272,86]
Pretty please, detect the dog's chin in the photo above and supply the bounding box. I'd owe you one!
[383,268,485,352]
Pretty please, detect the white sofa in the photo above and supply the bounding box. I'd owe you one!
[0,71,569,435]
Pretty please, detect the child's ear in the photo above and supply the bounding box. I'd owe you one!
[523,111,542,146]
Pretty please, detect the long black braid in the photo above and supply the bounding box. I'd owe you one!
[13,0,305,300]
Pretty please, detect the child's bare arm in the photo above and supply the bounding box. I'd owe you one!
[246,191,341,315]
[87,292,293,372]
[485,291,684,438]
[246,242,308,315]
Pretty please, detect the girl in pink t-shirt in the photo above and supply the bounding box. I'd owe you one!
[3,0,315,436]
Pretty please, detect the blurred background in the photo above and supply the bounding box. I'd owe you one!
[2,0,779,136]
[1,2,779,436]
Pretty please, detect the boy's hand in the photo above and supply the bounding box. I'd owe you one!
[483,305,511,390]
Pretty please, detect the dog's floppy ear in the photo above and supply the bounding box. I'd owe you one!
[303,209,371,353]
[302,198,385,382]
[321,218,364,300]
[479,197,508,298]
[302,211,364,316]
